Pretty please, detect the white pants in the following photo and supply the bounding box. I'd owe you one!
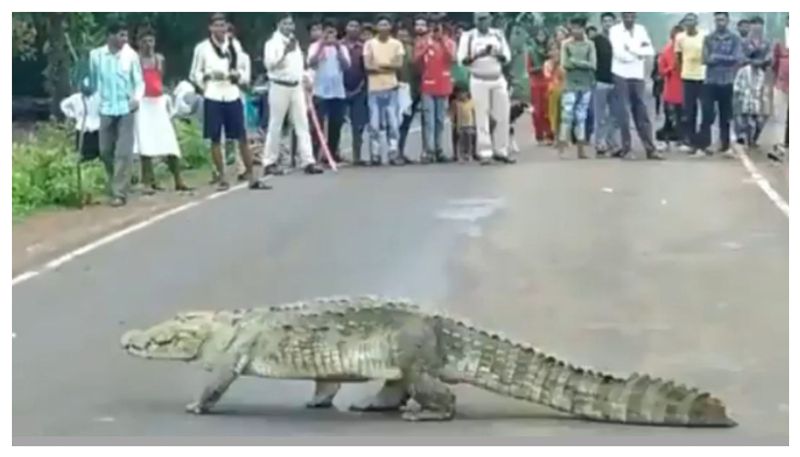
[263,83,315,167]
[471,77,510,159]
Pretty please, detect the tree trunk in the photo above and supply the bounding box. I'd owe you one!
[44,13,71,120]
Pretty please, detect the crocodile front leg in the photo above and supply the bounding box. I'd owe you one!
[186,355,248,415]
[306,382,341,409]
[349,380,410,412]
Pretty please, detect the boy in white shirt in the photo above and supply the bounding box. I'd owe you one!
[60,81,101,162]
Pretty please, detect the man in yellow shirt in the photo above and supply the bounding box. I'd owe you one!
[675,13,707,155]
[363,15,406,166]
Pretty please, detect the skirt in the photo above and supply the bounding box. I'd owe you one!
[135,95,181,157]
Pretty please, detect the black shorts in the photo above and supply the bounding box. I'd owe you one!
[75,130,100,162]
[203,98,245,143]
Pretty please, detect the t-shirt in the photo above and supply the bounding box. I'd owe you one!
[675,30,707,81]
[561,39,596,91]
[364,37,405,92]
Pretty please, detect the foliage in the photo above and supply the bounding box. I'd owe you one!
[12,119,209,219]
[12,122,106,218]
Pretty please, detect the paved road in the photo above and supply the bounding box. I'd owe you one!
[12,124,789,445]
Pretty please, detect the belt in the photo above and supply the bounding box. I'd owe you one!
[271,79,299,87]
[470,73,504,82]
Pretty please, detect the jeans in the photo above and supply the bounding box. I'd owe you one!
[99,114,135,200]
[682,79,704,147]
[367,88,401,162]
[345,88,369,162]
[593,81,618,151]
[421,94,449,156]
[698,83,733,151]
[560,90,592,142]
[312,97,346,162]
[612,75,655,153]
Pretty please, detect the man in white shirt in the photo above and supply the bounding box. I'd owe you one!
[262,14,323,175]
[457,12,515,165]
[608,12,663,160]
[190,13,269,190]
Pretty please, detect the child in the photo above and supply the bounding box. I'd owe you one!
[450,87,476,162]
[557,17,596,159]
[733,53,768,149]
[59,79,101,162]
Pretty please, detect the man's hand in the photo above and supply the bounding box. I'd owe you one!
[128,99,140,113]
[285,38,298,54]
[229,69,240,83]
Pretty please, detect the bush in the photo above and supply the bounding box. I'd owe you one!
[12,122,106,218]
[12,119,210,220]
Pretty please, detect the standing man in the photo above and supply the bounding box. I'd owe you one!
[136,26,190,193]
[191,13,267,190]
[363,15,406,166]
[700,12,742,158]
[397,18,425,163]
[415,16,456,163]
[592,12,619,156]
[341,20,369,166]
[740,16,774,145]
[675,13,707,155]
[262,14,324,175]
[558,17,596,159]
[608,12,663,160]
[308,20,350,165]
[88,19,144,207]
[457,12,515,165]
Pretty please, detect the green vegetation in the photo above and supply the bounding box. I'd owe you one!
[12,119,210,220]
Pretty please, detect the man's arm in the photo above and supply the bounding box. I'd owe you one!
[610,27,636,63]
[190,45,206,88]
[560,41,572,70]
[363,40,379,72]
[307,42,325,68]
[456,32,469,65]
[496,31,511,63]
[413,38,428,64]
[337,44,351,69]
[130,55,145,103]
[264,37,292,71]
[628,26,654,58]
[443,37,456,63]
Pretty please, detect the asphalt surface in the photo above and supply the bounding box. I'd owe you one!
[12,122,789,445]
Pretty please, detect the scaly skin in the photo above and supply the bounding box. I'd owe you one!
[120,296,737,426]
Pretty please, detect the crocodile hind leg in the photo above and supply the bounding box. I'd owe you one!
[349,380,410,412]
[306,382,341,409]
[186,356,246,415]
[400,372,456,421]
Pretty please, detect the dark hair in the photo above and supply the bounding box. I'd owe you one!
[322,19,337,31]
[569,17,587,28]
[375,14,392,25]
[714,12,729,18]
[307,20,322,32]
[737,18,751,26]
[586,25,597,33]
[414,14,428,24]
[209,12,226,25]
[137,24,155,40]
[750,16,764,25]
[106,19,127,35]
[600,12,616,20]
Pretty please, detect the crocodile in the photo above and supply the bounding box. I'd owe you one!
[120,295,737,426]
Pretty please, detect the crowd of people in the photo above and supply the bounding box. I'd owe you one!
[64,12,789,207]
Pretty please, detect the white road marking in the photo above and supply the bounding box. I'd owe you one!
[737,148,789,218]
[93,416,116,423]
[12,127,426,287]
[602,187,614,193]
[12,332,17,339]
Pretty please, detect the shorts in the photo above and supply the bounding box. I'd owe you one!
[203,98,245,143]
[75,130,100,162]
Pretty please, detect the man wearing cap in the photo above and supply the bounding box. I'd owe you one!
[456,12,515,165]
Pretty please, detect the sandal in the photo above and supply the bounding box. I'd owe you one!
[249,179,272,190]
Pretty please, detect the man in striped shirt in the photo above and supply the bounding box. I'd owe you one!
[88,19,144,207]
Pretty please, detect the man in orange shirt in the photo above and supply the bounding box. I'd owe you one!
[414,16,456,163]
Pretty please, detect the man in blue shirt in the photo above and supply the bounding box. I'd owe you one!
[87,19,144,207]
[308,20,350,164]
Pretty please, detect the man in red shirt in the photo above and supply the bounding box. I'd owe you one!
[414,16,456,163]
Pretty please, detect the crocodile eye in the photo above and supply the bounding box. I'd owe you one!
[154,333,173,344]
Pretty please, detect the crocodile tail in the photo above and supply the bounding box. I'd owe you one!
[436,318,737,427]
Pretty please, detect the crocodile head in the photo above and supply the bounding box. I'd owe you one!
[121,311,241,361]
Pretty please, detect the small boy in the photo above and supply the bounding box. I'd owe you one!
[60,79,101,162]
[733,53,767,149]
[450,87,476,162]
